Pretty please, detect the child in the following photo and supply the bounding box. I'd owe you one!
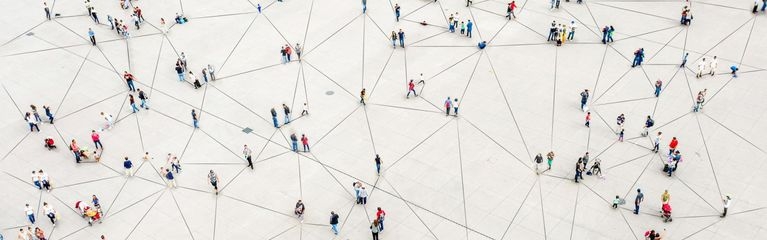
[460,21,466,34]
[612,195,620,209]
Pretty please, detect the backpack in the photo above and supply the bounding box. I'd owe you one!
[647,119,654,127]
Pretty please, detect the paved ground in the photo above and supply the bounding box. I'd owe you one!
[1,0,766,239]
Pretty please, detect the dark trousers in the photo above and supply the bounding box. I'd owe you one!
[93,140,103,149]
[29,123,40,132]
[90,36,96,45]
[45,9,51,20]
[246,156,253,169]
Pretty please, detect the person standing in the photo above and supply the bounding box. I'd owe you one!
[91,7,99,24]
[546,151,555,170]
[444,97,452,116]
[374,154,382,175]
[123,71,136,91]
[165,169,176,188]
[24,204,36,224]
[123,157,133,176]
[91,130,102,149]
[191,109,199,128]
[290,133,298,152]
[642,116,654,137]
[43,202,56,226]
[453,98,459,116]
[43,2,51,20]
[398,29,405,48]
[138,89,149,110]
[696,58,707,78]
[362,0,367,13]
[721,195,731,217]
[618,128,625,142]
[359,187,368,205]
[534,153,543,173]
[376,207,386,231]
[43,105,54,124]
[271,108,279,128]
[653,132,662,153]
[580,89,589,111]
[574,159,584,183]
[282,104,291,124]
[709,56,718,76]
[507,1,517,19]
[607,26,615,42]
[601,25,608,44]
[406,80,417,98]
[634,188,644,214]
[567,21,576,40]
[585,112,591,127]
[32,171,42,190]
[661,190,670,204]
[354,181,362,203]
[101,112,114,129]
[394,4,401,22]
[329,211,340,235]
[360,88,367,105]
[25,113,40,132]
[39,170,51,192]
[466,20,473,38]
[243,144,253,169]
[668,137,678,155]
[207,64,216,80]
[285,45,292,62]
[295,43,302,61]
[175,64,185,81]
[301,134,310,152]
[680,52,689,67]
[208,170,220,195]
[632,48,644,67]
[654,79,662,97]
[390,31,397,48]
[88,28,96,45]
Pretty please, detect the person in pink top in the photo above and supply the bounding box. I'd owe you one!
[91,130,102,149]
[444,97,453,116]
[301,134,310,152]
[406,80,417,98]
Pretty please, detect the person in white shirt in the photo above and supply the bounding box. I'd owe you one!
[709,56,718,76]
[101,112,113,129]
[358,187,369,205]
[32,171,41,190]
[39,170,51,192]
[653,132,662,153]
[24,204,36,224]
[721,195,732,217]
[696,58,706,78]
[568,21,577,40]
[43,202,57,226]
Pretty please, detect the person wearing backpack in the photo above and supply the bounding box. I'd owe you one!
[643,116,654,137]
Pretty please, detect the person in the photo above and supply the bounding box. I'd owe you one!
[374,154,382,175]
[443,97,452,116]
[466,20,473,38]
[574,159,584,183]
[295,43,302,60]
[730,65,739,78]
[165,169,176,188]
[39,170,51,191]
[207,64,216,80]
[668,137,678,155]
[642,116,654,137]
[362,0,367,13]
[753,0,759,13]
[394,4,401,22]
[175,64,185,81]
[585,112,591,127]
[407,79,417,98]
[453,98,459,116]
[376,207,386,231]
[567,21,576,40]
[91,130,102,149]
[653,132,662,153]
[359,187,368,204]
[589,158,602,178]
[634,188,644,214]
[43,105,54,124]
[360,88,367,105]
[612,195,620,209]
[271,108,279,128]
[124,71,137,92]
[534,153,543,173]
[26,113,40,132]
[34,227,45,240]
[294,200,305,220]
[208,170,220,195]
[607,26,615,42]
[371,219,381,240]
[661,190,670,204]
[92,194,101,211]
[601,25,609,44]
[397,29,405,48]
[390,31,397,48]
[460,21,466,35]
[43,202,56,226]
[632,48,644,67]
[697,58,707,78]
[243,144,253,169]
[709,56,718,76]
[129,94,139,113]
[618,128,625,142]
[546,151,555,170]
[354,181,363,203]
[721,195,731,217]
[654,80,662,97]
[101,112,114,129]
[330,211,340,235]
[580,89,589,111]
[478,41,487,49]
[680,52,689,67]
[88,28,96,45]
[138,89,149,110]
[301,103,308,116]
[192,109,199,128]
[44,2,51,20]
[25,203,36,224]
[507,1,517,19]
[32,171,42,190]
[301,134,309,152]
[123,157,133,176]
[290,133,298,152]
[283,104,291,124]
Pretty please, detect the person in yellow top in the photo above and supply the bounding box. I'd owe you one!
[661,190,670,204]
[561,25,567,44]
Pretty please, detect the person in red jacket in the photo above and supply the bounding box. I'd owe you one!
[668,137,678,155]
[301,134,310,152]
[406,80,417,98]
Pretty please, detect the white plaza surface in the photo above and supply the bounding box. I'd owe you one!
[1,0,766,239]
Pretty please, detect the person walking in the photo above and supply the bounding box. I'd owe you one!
[444,97,452,116]
[362,0,367,13]
[567,21,576,40]
[406,80,417,98]
[507,1,517,19]
[294,200,305,220]
[282,104,291,124]
[601,25,608,44]
[696,58,707,78]
[607,26,615,42]
[668,137,678,155]
[44,2,51,20]
[301,134,310,152]
[25,113,40,132]
[123,157,133,176]
[32,171,42,190]
[129,94,139,113]
[138,89,149,110]
[574,158,584,183]
[398,29,405,48]
[91,130,102,149]
[394,4,401,21]
[101,112,114,129]
[466,20,473,38]
[207,64,216,80]
[271,108,279,128]
[208,170,220,195]
[295,43,303,61]
[243,144,253,169]
[390,31,397,48]
[721,195,731,217]
[632,48,644,67]
[654,79,662,97]
[634,188,644,214]
[642,115,654,137]
[91,7,99,24]
[453,98,460,116]
[43,105,54,124]
[376,207,386,231]
[24,204,36,224]
[42,202,56,226]
[653,132,662,153]
[580,89,589,111]
[374,154,382,175]
[709,56,718,76]
[371,219,381,240]
[124,71,137,91]
[585,112,591,127]
[88,28,96,45]
[290,133,299,152]
[618,128,625,142]
[661,190,670,204]
[329,211,340,235]
[191,109,199,128]
[546,151,555,170]
[680,52,689,67]
[39,170,51,192]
